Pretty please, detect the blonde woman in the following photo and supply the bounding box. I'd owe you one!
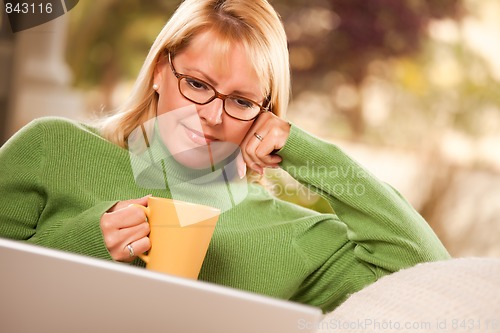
[0,0,449,312]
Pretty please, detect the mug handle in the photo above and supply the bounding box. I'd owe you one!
[130,204,150,264]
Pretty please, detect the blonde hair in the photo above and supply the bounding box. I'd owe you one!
[98,0,290,148]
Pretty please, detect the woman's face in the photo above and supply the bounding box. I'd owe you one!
[153,30,265,169]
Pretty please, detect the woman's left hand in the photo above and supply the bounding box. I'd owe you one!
[240,111,291,174]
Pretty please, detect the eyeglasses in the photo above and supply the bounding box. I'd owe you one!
[167,52,269,121]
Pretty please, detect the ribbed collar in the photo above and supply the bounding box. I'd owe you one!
[128,118,249,212]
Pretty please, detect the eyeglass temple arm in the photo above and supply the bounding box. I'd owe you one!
[167,52,180,78]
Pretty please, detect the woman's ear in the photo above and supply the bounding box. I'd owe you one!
[153,56,168,90]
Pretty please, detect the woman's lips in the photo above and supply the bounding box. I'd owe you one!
[183,125,217,145]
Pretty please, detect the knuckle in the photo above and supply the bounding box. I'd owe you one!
[128,206,146,221]
[244,145,254,155]
[100,215,113,230]
[270,127,281,137]
[255,147,264,157]
[103,233,118,247]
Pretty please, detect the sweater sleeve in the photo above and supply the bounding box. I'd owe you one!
[0,119,114,260]
[279,125,450,275]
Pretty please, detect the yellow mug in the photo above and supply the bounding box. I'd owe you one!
[134,197,220,279]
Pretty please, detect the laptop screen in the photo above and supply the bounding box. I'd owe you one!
[0,238,322,333]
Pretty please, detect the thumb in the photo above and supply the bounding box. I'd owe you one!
[109,195,152,212]
[128,194,152,206]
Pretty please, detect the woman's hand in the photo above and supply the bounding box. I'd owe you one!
[100,196,151,262]
[241,111,291,174]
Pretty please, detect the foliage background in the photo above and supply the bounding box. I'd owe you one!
[65,0,500,257]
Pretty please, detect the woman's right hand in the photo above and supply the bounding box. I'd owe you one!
[100,195,152,262]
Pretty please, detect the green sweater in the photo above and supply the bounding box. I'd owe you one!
[0,117,449,312]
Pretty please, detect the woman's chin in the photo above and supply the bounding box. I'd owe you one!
[170,143,239,170]
[168,148,213,170]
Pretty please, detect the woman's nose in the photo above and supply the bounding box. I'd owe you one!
[198,98,223,126]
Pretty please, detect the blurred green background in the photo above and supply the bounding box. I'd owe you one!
[67,0,499,142]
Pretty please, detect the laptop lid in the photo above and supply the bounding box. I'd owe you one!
[0,238,322,333]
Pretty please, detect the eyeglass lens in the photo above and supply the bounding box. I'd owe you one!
[179,76,261,121]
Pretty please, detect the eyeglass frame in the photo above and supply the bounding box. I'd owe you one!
[166,52,270,121]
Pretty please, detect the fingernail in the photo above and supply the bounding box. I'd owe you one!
[238,163,247,179]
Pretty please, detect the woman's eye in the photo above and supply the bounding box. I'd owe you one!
[233,98,254,109]
[186,78,208,90]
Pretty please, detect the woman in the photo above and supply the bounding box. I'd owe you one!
[0,0,449,312]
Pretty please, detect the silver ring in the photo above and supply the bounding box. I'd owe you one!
[126,244,135,258]
[254,132,264,141]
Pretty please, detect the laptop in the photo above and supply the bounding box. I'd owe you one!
[0,238,323,333]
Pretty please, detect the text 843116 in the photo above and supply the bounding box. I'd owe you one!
[5,2,53,14]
